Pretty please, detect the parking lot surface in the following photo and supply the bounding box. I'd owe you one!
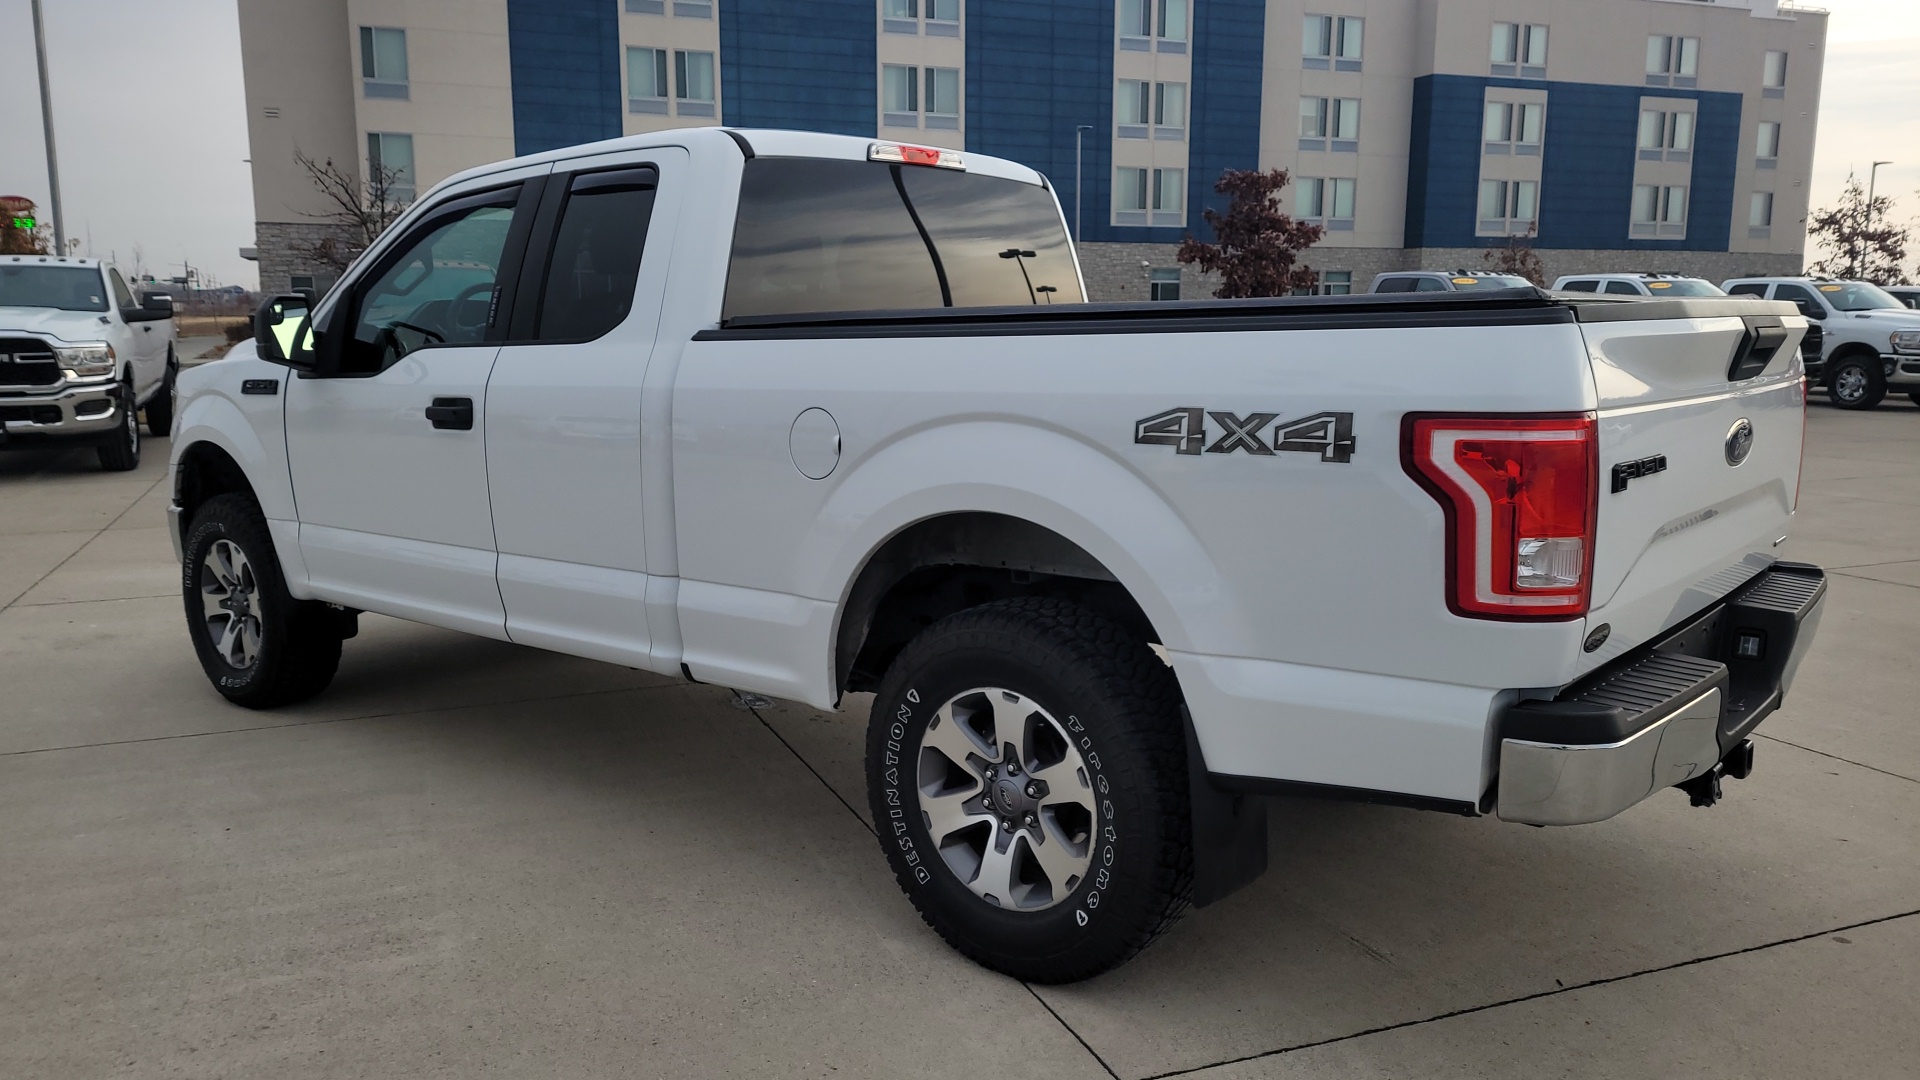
[3,401,1917,1079]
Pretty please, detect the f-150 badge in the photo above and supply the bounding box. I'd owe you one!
[1134,408,1356,463]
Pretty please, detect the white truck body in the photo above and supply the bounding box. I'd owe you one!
[166,129,1826,978]
[1,256,178,466]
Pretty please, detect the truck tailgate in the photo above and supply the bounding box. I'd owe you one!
[1575,299,1807,673]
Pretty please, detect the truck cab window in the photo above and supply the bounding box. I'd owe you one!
[722,157,1077,320]
[1771,284,1824,319]
[108,268,136,311]
[344,190,520,373]
[530,168,658,341]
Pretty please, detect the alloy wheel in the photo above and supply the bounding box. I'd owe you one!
[917,687,1098,911]
[201,539,263,668]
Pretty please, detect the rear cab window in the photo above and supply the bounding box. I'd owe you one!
[1560,280,1599,293]
[722,158,1076,320]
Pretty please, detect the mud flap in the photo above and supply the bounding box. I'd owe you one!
[1184,707,1269,907]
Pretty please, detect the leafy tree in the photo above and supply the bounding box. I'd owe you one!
[1482,225,1546,286]
[0,197,52,255]
[1806,174,1909,285]
[295,151,414,273]
[1177,169,1325,298]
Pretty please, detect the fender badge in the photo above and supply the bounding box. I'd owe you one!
[1725,418,1754,467]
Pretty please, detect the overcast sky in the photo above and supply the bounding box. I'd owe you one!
[0,0,1915,290]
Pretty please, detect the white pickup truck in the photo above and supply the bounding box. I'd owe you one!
[169,129,1826,982]
[1,256,179,469]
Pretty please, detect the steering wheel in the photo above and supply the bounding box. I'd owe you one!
[448,282,496,338]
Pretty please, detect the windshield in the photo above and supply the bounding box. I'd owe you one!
[0,265,110,312]
[1816,282,1905,312]
[1449,275,1531,289]
[1644,279,1724,296]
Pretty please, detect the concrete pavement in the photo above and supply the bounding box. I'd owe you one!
[2,401,1916,1078]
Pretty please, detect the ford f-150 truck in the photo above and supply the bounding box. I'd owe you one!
[168,129,1826,982]
[1,255,177,468]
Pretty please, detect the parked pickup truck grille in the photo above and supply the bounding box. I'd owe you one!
[0,339,62,387]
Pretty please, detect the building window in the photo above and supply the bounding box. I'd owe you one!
[1120,0,1187,53]
[1756,121,1781,167]
[676,50,716,116]
[1149,268,1181,301]
[1477,179,1538,236]
[1631,184,1688,238]
[1483,101,1543,156]
[1296,177,1356,230]
[290,274,316,292]
[359,26,408,99]
[925,67,960,128]
[1299,97,1360,152]
[1303,14,1363,71]
[628,47,669,113]
[884,0,960,37]
[1647,35,1700,87]
[626,0,665,13]
[882,64,919,125]
[1637,108,1695,162]
[1319,270,1353,296]
[1118,81,1184,140]
[366,132,415,203]
[1116,167,1148,217]
[1152,168,1184,225]
[1491,23,1547,78]
[1762,50,1788,97]
[1749,191,1774,238]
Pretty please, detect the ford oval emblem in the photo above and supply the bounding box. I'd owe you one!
[1725,418,1754,468]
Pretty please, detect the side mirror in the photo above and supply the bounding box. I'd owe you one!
[141,293,174,316]
[254,291,318,370]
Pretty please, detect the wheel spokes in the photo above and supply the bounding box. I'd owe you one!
[921,786,986,843]
[923,698,997,768]
[973,830,1021,904]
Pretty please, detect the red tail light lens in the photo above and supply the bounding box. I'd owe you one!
[1404,414,1599,620]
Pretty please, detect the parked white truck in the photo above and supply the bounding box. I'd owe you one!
[1,255,178,468]
[169,129,1826,982]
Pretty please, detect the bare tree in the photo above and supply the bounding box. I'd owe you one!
[0,197,52,255]
[1806,174,1909,284]
[295,150,413,273]
[1482,225,1547,286]
[1177,169,1325,298]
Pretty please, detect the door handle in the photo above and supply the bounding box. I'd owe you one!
[425,397,474,430]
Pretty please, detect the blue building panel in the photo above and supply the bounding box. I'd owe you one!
[506,0,623,156]
[965,0,1115,239]
[1407,74,1742,252]
[1186,0,1265,242]
[720,0,876,136]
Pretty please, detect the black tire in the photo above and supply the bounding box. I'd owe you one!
[145,358,176,437]
[1908,392,1920,408]
[866,597,1193,983]
[182,493,343,708]
[1827,354,1886,410]
[95,380,141,471]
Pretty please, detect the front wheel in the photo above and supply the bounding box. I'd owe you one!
[95,381,141,471]
[1827,355,1886,410]
[182,493,343,708]
[866,597,1193,983]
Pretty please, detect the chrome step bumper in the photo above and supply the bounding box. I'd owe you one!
[1496,563,1827,826]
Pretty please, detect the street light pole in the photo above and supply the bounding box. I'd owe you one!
[30,0,67,255]
[1866,160,1894,278]
[1074,125,1094,244]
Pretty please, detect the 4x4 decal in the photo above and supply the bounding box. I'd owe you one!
[1134,408,1356,463]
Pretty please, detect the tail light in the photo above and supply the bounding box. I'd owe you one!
[1403,414,1598,620]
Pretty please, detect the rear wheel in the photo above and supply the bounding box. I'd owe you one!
[95,381,141,471]
[865,597,1193,983]
[145,358,176,437]
[1827,354,1885,410]
[183,493,343,708]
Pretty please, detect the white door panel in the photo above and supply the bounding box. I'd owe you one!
[286,346,505,635]
[495,555,652,666]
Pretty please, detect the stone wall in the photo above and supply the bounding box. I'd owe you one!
[253,220,358,296]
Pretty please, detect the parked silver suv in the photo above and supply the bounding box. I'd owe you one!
[1369,270,1533,293]
[1722,277,1920,409]
[1553,273,1725,297]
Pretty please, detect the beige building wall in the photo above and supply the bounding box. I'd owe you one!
[238,0,358,223]
[346,0,516,197]
[620,1,725,135]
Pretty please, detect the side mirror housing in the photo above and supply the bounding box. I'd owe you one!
[254,291,318,370]
[141,293,175,315]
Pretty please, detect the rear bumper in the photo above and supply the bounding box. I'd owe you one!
[1495,563,1826,826]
